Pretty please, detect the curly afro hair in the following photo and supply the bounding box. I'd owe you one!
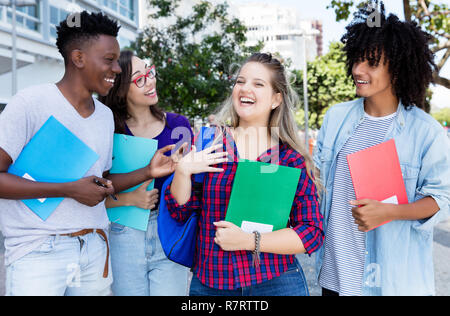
[341,1,436,110]
[56,11,121,64]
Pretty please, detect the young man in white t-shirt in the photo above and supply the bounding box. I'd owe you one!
[0,11,178,296]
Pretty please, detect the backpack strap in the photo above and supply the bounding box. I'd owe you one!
[193,126,216,185]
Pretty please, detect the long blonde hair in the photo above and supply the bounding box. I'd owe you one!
[214,53,319,188]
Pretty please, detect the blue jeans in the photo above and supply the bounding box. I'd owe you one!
[6,231,112,296]
[189,259,309,296]
[109,210,190,296]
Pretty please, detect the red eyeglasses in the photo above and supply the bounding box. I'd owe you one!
[132,65,156,88]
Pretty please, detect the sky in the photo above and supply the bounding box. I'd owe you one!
[230,0,450,109]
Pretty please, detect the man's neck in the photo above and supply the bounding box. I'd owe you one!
[364,90,399,117]
[56,74,95,118]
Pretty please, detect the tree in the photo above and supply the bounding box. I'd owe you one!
[432,107,450,126]
[292,42,356,129]
[327,0,450,89]
[133,0,262,121]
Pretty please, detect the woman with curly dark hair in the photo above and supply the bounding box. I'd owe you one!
[314,1,450,296]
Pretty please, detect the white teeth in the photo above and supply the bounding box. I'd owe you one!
[240,97,255,103]
[105,78,115,84]
[357,80,369,84]
[145,89,156,95]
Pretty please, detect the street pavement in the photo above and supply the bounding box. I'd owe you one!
[1,219,449,296]
[297,219,450,296]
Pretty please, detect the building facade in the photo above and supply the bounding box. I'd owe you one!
[236,2,323,70]
[0,0,141,106]
[140,0,323,71]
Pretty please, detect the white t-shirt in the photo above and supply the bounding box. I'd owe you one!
[0,83,114,265]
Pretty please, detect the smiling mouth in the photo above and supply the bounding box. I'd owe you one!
[145,88,157,97]
[240,97,256,105]
[355,79,370,85]
[104,78,115,85]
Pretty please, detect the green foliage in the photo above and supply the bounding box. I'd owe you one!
[133,0,263,121]
[328,0,449,44]
[327,0,355,21]
[326,0,450,89]
[410,1,449,44]
[292,42,356,129]
[432,107,450,126]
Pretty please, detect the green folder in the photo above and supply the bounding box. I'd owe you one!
[225,159,302,233]
[107,134,158,231]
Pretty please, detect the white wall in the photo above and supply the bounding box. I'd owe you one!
[0,58,64,103]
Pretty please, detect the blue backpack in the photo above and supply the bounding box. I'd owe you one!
[157,127,216,268]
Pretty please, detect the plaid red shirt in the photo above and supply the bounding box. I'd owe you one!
[164,128,324,290]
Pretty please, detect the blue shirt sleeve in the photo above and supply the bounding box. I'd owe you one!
[413,127,450,234]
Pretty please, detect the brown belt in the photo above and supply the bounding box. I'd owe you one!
[59,229,109,278]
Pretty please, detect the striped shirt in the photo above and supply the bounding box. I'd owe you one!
[165,127,324,290]
[319,111,397,296]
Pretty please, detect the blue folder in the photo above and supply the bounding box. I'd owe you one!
[7,116,100,220]
[107,134,158,231]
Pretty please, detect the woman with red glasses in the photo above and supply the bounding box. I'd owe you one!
[99,50,193,296]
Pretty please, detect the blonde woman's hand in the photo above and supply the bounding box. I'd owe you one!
[175,144,228,177]
[213,221,254,252]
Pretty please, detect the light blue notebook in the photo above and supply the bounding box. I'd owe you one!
[8,116,100,220]
[107,134,158,231]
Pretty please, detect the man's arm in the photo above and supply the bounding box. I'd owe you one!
[0,147,113,207]
[0,147,66,199]
[104,144,184,194]
[350,197,440,232]
[102,165,152,195]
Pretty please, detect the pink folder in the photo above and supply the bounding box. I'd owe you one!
[347,139,408,228]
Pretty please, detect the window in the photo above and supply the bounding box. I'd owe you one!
[103,0,134,21]
[49,6,70,38]
[276,35,288,41]
[118,36,132,49]
[6,0,41,32]
[103,0,117,11]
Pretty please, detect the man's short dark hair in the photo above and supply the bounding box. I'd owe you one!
[341,1,437,110]
[56,11,121,64]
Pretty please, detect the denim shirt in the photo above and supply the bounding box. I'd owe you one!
[313,98,450,296]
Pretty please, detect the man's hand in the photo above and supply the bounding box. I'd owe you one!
[350,199,395,232]
[66,176,115,207]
